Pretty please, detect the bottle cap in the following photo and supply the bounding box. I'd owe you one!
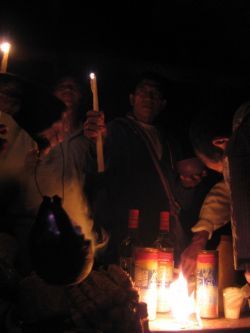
[160,211,170,231]
[128,209,139,228]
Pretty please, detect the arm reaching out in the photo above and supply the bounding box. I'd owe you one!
[180,230,209,279]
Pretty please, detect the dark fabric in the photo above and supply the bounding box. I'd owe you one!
[0,72,65,141]
[86,117,217,267]
[227,113,250,269]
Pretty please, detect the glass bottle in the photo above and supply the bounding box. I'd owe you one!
[153,211,173,251]
[217,235,237,314]
[153,211,174,313]
[119,209,140,278]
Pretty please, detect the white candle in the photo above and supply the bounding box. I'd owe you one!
[89,72,105,172]
[90,72,99,111]
[0,42,11,73]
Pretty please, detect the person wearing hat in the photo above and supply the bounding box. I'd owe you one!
[180,103,250,281]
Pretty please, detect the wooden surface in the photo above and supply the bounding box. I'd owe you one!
[149,313,250,332]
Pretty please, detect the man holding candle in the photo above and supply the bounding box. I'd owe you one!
[83,71,215,268]
[0,72,98,280]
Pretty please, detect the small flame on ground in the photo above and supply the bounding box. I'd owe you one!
[145,270,202,331]
[169,271,195,323]
[144,272,157,321]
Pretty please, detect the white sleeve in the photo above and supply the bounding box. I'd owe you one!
[191,180,231,239]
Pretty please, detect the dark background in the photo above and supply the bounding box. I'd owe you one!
[1,0,250,136]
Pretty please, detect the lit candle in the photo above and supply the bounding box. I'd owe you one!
[0,42,11,73]
[90,72,99,111]
[89,72,105,172]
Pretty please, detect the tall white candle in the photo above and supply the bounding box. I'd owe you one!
[90,72,99,111]
[89,72,105,172]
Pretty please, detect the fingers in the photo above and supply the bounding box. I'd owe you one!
[180,254,196,279]
[180,232,208,279]
[37,114,70,156]
[179,242,202,279]
[179,173,206,188]
[245,271,250,284]
[83,111,107,140]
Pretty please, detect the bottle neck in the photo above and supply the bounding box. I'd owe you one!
[159,211,170,232]
[128,209,139,229]
[159,228,169,235]
[127,227,139,237]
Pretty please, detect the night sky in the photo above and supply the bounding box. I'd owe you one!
[1,1,250,132]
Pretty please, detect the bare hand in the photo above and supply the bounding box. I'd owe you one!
[180,230,209,279]
[83,110,107,141]
[245,264,250,284]
[36,115,70,156]
[179,171,207,188]
[177,158,207,188]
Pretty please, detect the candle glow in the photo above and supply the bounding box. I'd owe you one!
[90,72,99,111]
[0,42,11,73]
[89,72,105,172]
[147,270,202,331]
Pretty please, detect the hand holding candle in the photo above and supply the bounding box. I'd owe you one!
[89,72,105,172]
[0,42,11,73]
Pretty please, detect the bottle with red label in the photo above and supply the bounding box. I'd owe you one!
[119,209,140,278]
[153,211,174,313]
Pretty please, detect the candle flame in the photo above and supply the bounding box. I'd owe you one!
[90,72,95,80]
[0,42,11,54]
[169,271,196,323]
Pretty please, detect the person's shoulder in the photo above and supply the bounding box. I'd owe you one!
[107,116,135,134]
[233,101,250,132]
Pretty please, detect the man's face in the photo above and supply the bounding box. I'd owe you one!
[130,79,166,124]
[54,78,82,110]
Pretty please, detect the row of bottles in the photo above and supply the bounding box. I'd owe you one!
[119,210,174,276]
[119,209,140,276]
[119,209,238,319]
[119,209,174,315]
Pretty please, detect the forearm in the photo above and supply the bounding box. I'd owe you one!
[191,180,231,239]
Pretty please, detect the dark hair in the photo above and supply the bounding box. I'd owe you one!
[130,71,167,99]
[52,74,83,92]
[189,105,232,161]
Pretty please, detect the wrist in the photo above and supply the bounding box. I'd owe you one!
[192,230,209,248]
